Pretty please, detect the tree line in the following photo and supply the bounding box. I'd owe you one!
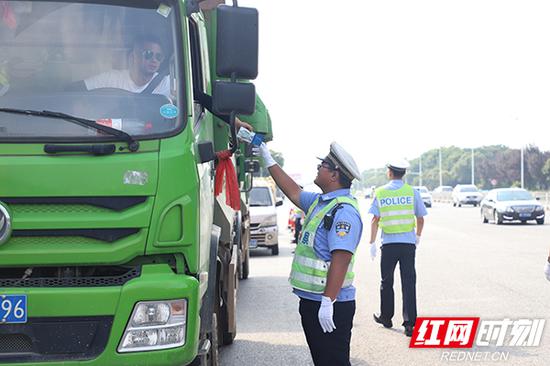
[357,145,550,191]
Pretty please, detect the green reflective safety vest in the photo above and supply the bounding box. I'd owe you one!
[289,196,360,294]
[375,184,415,234]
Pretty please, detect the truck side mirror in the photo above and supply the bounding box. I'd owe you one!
[216,5,258,79]
[276,199,283,207]
[212,5,258,117]
[212,81,255,115]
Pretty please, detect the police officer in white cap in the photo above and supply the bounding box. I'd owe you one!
[368,159,427,337]
[259,141,363,366]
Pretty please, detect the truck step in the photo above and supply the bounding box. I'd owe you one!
[197,339,211,356]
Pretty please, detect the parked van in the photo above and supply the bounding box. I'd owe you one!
[249,180,282,255]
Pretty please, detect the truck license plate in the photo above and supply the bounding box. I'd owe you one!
[1,295,27,324]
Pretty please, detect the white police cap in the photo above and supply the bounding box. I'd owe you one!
[325,142,362,181]
[387,158,410,172]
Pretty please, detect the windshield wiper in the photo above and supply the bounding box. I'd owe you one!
[0,108,139,152]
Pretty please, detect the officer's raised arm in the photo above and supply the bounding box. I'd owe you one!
[258,143,303,208]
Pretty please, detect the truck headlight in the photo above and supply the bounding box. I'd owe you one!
[118,300,187,353]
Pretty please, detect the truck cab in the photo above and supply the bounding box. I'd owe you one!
[0,1,267,365]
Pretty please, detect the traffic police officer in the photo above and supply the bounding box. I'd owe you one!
[368,159,427,337]
[259,141,363,366]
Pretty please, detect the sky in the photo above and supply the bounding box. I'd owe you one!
[239,0,550,184]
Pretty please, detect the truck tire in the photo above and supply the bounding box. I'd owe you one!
[237,246,243,280]
[271,244,279,256]
[220,302,236,345]
[217,245,237,346]
[190,304,219,366]
[207,313,220,366]
[242,247,250,280]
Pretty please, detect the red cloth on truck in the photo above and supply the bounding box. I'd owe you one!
[214,150,240,211]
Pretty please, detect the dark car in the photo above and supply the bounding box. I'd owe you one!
[480,188,545,225]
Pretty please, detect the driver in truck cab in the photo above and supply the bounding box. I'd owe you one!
[83,34,171,97]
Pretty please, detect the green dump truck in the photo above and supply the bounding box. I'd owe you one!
[0,0,269,364]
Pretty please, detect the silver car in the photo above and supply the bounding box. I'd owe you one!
[413,186,432,208]
[481,188,545,225]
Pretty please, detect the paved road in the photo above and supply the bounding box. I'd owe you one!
[221,199,550,366]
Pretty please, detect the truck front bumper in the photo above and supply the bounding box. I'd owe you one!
[1,264,200,366]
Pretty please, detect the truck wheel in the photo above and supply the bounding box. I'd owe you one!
[242,247,250,280]
[237,247,243,280]
[271,244,279,256]
[207,313,220,366]
[219,294,236,346]
[190,312,219,366]
[221,317,236,345]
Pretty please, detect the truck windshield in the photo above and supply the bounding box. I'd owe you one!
[0,0,183,140]
[250,187,273,207]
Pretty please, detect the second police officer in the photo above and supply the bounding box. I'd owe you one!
[259,141,363,366]
[368,159,427,337]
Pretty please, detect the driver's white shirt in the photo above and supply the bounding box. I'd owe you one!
[84,69,170,97]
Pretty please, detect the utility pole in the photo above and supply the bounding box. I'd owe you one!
[471,148,475,185]
[521,146,524,189]
[419,154,422,186]
[439,147,443,187]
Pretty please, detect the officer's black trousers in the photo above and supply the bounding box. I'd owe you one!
[380,243,417,326]
[299,298,355,366]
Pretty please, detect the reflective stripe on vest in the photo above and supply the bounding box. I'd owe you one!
[375,184,415,234]
[289,196,359,294]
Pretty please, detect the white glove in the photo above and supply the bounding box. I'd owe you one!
[415,235,421,248]
[369,242,377,260]
[259,142,277,168]
[318,296,336,333]
[545,261,550,282]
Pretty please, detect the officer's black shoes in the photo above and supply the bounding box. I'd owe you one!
[373,313,392,328]
[404,325,414,337]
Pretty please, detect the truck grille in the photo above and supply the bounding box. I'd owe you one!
[0,266,141,288]
[11,204,111,215]
[0,316,112,363]
[0,334,33,353]
[0,196,147,212]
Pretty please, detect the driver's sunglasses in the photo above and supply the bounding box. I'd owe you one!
[142,49,165,63]
[317,160,337,171]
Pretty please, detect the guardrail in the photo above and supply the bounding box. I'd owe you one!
[432,191,550,210]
